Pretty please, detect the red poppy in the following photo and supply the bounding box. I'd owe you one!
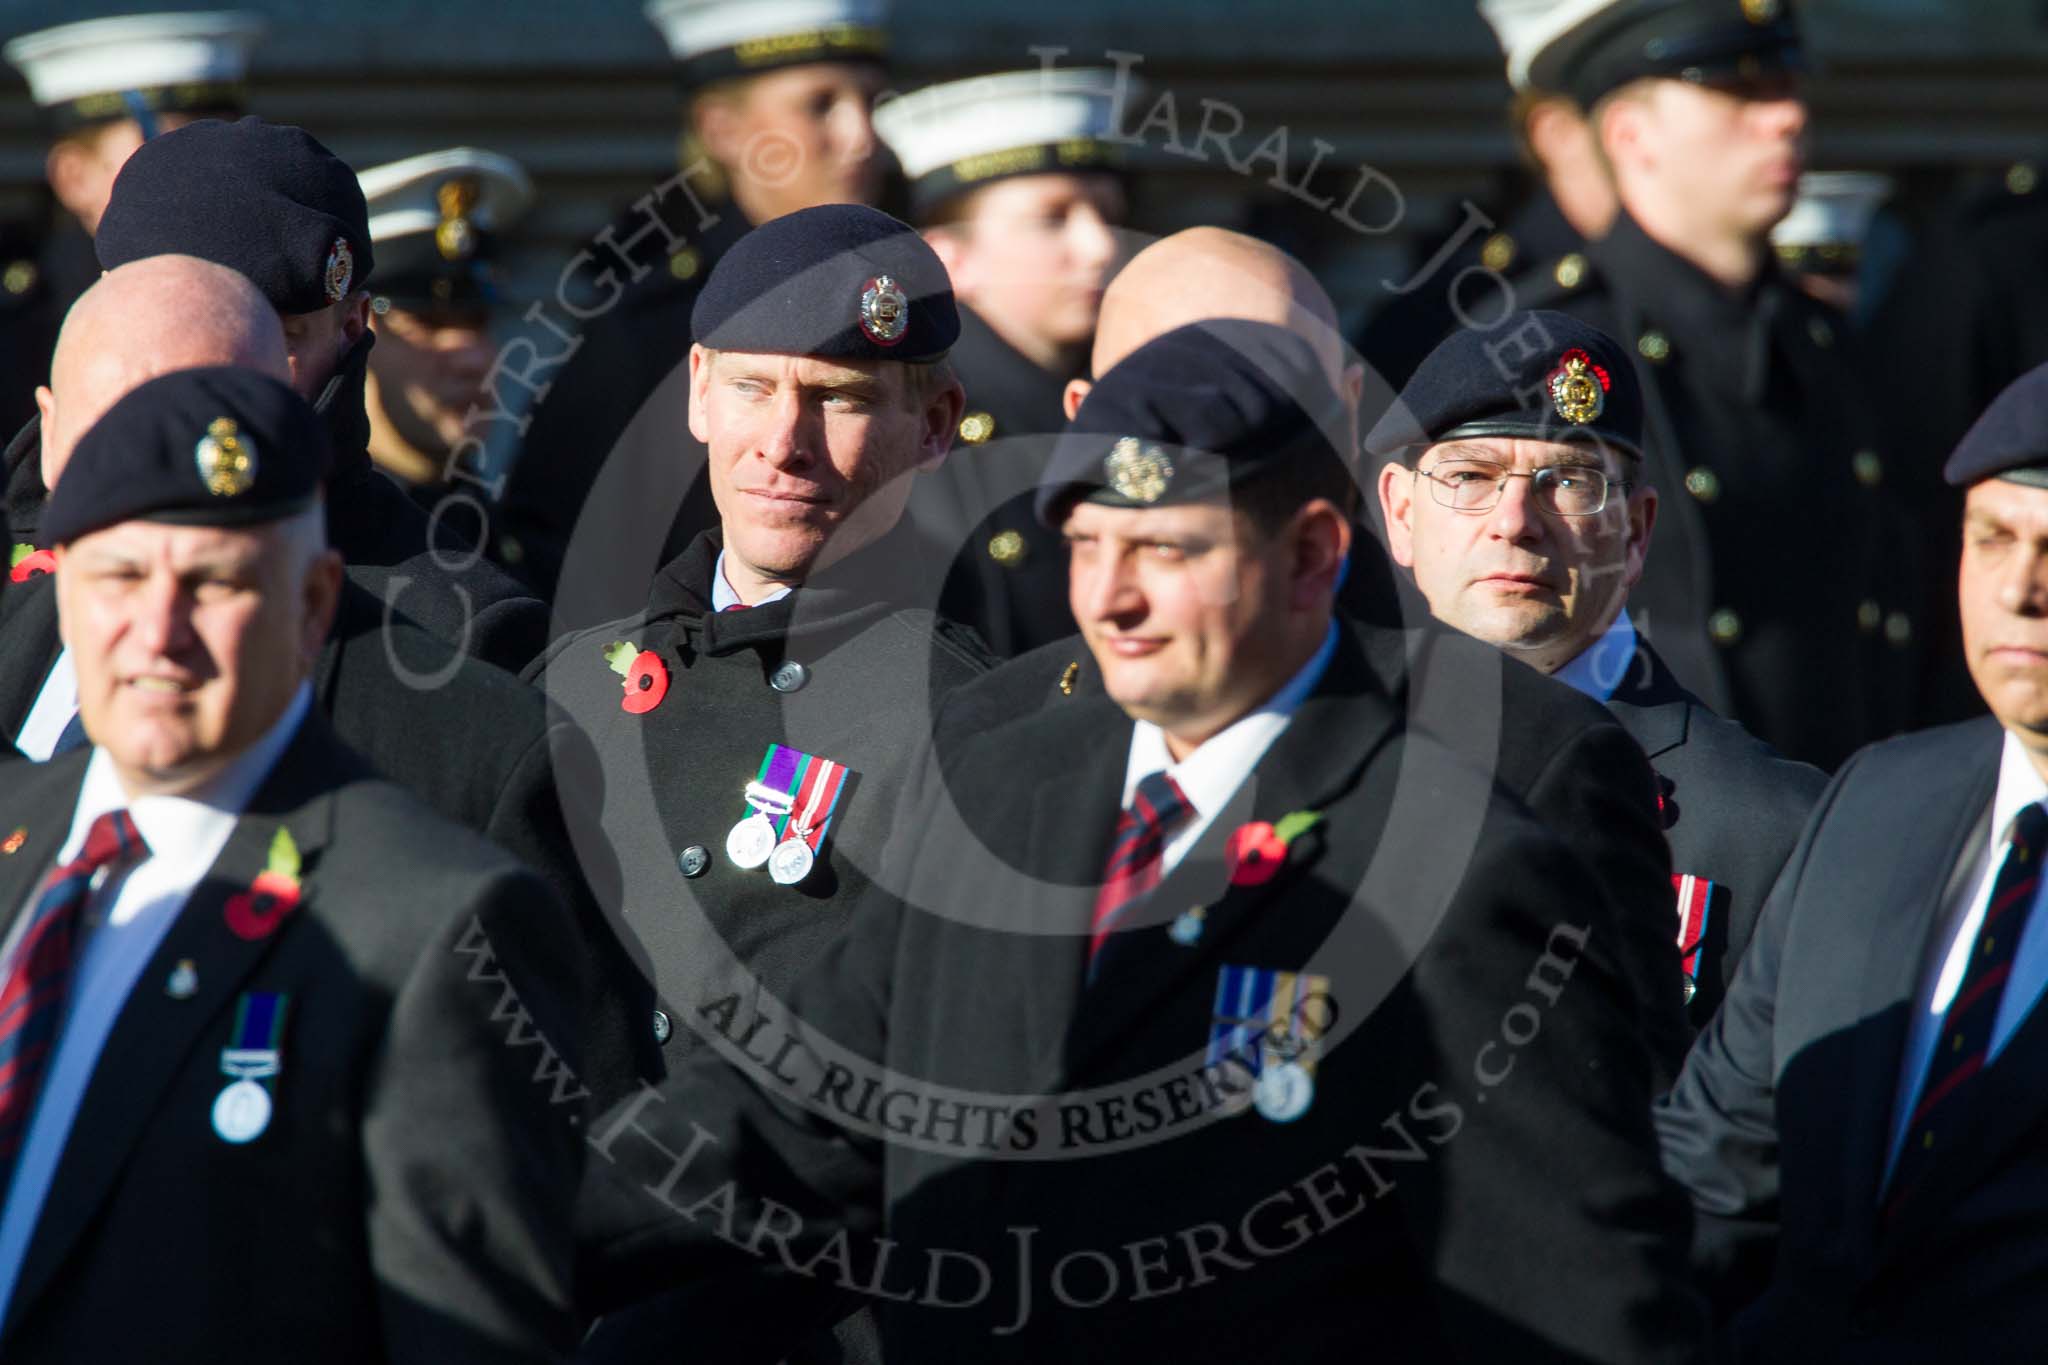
[224,870,301,941]
[621,650,669,715]
[1226,821,1289,887]
[8,549,54,583]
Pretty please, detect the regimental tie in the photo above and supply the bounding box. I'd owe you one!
[1089,772,1193,975]
[0,810,149,1181]
[1887,800,2048,1217]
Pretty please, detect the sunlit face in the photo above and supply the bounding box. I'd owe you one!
[56,518,340,795]
[1614,75,1807,240]
[939,173,1125,357]
[690,346,950,582]
[1960,479,2048,745]
[1380,436,1654,675]
[279,295,368,399]
[704,63,886,220]
[366,305,495,451]
[1065,498,1313,748]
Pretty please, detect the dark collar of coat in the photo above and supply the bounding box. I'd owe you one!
[1602,635,1694,760]
[3,413,42,546]
[312,329,376,486]
[949,303,1078,436]
[644,523,937,654]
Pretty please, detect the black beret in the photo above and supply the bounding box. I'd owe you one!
[1529,0,1806,108]
[1945,362,2048,490]
[692,203,957,364]
[1034,319,1348,527]
[43,366,332,547]
[1363,310,1644,463]
[96,117,375,316]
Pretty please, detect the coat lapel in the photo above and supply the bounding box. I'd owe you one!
[1061,629,1399,1084]
[4,719,347,1327]
[1838,724,2000,1259]
[0,577,61,745]
[1603,640,1692,761]
[0,753,92,943]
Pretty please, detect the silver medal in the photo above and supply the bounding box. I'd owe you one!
[1253,1061,1314,1123]
[768,836,815,885]
[725,812,779,870]
[212,1077,273,1144]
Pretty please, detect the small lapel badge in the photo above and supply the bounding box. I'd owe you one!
[166,959,200,1000]
[1169,906,1206,947]
[0,827,24,856]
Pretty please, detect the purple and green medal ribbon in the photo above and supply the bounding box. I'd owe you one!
[744,744,849,848]
[221,991,288,1080]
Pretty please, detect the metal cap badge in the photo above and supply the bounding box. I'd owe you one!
[323,235,353,302]
[1104,437,1175,504]
[1547,348,1610,426]
[859,274,908,346]
[195,416,256,497]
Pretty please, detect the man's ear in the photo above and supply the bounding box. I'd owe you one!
[300,548,345,671]
[339,293,372,350]
[1377,460,1420,568]
[1289,499,1353,610]
[916,375,966,472]
[1624,482,1658,592]
[1062,377,1091,420]
[687,344,713,445]
[35,386,57,489]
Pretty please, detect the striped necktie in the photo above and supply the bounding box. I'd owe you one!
[1089,772,1193,971]
[1887,800,2048,1216]
[0,810,148,1180]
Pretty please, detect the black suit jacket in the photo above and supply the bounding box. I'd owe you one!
[0,715,588,1361]
[939,617,1691,1083]
[584,620,1710,1362]
[1656,717,2048,1360]
[1607,642,1827,1034]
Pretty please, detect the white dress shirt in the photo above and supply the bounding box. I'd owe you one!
[1552,611,1638,704]
[710,550,794,611]
[15,649,76,762]
[1885,728,2048,1182]
[0,683,311,1313]
[1119,623,1339,877]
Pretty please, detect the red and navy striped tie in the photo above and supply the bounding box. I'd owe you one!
[1887,800,2048,1216]
[1089,772,1192,971]
[0,810,148,1179]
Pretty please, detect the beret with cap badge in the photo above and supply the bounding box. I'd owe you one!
[95,116,375,316]
[43,366,331,547]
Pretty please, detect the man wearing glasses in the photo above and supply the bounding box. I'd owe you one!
[1374,310,1822,1036]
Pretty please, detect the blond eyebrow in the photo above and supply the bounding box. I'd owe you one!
[1431,442,1606,470]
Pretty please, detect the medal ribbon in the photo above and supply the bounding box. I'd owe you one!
[221,990,289,1081]
[745,745,852,850]
[785,755,849,852]
[1208,968,1328,1077]
[1674,875,1713,992]
[744,744,807,838]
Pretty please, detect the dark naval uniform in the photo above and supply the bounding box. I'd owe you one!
[1606,638,1826,1034]
[1517,211,1922,770]
[496,202,752,607]
[907,304,1079,657]
[1355,183,1587,390]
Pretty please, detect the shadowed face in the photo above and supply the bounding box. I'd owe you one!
[56,517,340,796]
[1962,478,2048,751]
[1380,435,1654,675]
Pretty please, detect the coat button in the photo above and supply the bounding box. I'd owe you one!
[1480,231,1517,273]
[958,411,995,444]
[1554,252,1586,289]
[1637,330,1672,363]
[1885,612,1913,647]
[2,260,37,296]
[1807,316,1835,349]
[677,844,709,878]
[1684,467,1720,503]
[668,245,701,280]
[988,529,1027,566]
[1852,450,1883,487]
[769,660,809,692]
[652,1009,673,1044]
[1858,599,1882,633]
[1708,608,1743,646]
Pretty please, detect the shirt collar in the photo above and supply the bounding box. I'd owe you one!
[1553,611,1638,704]
[710,549,795,612]
[64,683,314,866]
[1121,622,1339,820]
[1993,728,2048,850]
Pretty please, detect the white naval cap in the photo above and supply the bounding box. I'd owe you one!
[4,10,264,131]
[1771,171,1892,273]
[357,147,533,311]
[1480,0,1615,94]
[873,67,1130,218]
[643,0,888,87]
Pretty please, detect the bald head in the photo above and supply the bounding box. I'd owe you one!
[38,255,290,488]
[1070,227,1349,421]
